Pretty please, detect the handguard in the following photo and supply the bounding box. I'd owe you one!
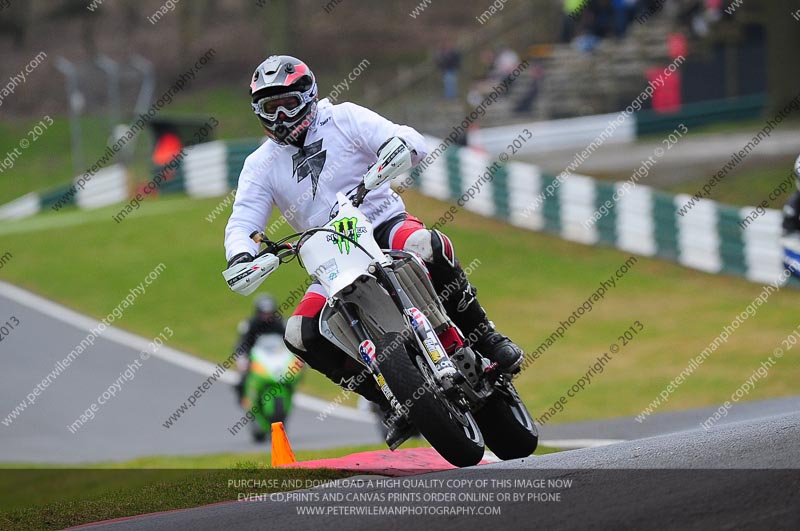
[363,136,414,191]
[222,253,280,296]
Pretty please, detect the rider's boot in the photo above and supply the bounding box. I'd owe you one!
[336,368,415,449]
[379,404,417,450]
[451,291,523,373]
[425,238,524,373]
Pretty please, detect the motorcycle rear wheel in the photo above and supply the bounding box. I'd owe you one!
[474,383,538,460]
[269,396,286,425]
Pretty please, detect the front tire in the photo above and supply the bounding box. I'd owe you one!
[474,383,538,460]
[251,421,268,443]
[376,332,484,467]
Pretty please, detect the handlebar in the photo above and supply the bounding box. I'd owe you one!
[246,183,377,265]
[250,231,294,261]
[351,182,368,208]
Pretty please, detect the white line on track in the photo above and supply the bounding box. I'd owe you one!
[539,439,625,449]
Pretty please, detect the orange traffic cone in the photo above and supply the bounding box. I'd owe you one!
[271,422,296,467]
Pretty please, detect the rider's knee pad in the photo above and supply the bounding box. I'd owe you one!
[284,315,307,354]
[404,229,455,269]
[403,229,433,261]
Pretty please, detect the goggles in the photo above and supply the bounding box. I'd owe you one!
[252,91,307,122]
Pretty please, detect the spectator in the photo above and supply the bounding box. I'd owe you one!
[706,0,723,22]
[561,0,587,42]
[435,42,461,101]
[514,60,547,114]
[591,0,615,39]
[572,9,601,53]
[466,46,521,107]
[612,0,638,37]
[491,46,520,80]
[677,0,709,37]
[467,49,497,107]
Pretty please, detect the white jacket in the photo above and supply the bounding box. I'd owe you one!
[225,98,428,261]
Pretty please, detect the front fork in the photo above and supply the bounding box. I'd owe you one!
[331,299,402,412]
[374,262,496,407]
[370,264,458,383]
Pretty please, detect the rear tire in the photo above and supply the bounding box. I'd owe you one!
[270,396,286,425]
[376,332,484,467]
[474,383,538,460]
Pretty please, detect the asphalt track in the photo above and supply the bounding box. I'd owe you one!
[0,284,382,464]
[72,412,800,531]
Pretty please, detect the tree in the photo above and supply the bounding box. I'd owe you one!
[0,0,32,48]
[260,0,294,54]
[765,0,800,114]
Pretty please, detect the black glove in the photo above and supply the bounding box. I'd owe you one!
[227,252,254,268]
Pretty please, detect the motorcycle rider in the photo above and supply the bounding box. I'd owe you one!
[224,55,524,445]
[233,294,286,402]
[782,154,800,235]
[781,154,800,275]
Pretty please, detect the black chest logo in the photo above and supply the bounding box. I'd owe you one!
[292,139,327,199]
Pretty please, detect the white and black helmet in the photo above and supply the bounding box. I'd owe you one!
[250,55,318,145]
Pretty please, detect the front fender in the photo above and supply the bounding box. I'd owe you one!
[338,274,409,337]
[320,274,411,363]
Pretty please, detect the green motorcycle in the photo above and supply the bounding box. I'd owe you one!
[242,334,304,442]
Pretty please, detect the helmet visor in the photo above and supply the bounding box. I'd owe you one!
[252,92,305,123]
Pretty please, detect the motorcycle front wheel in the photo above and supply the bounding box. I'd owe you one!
[376,332,484,467]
